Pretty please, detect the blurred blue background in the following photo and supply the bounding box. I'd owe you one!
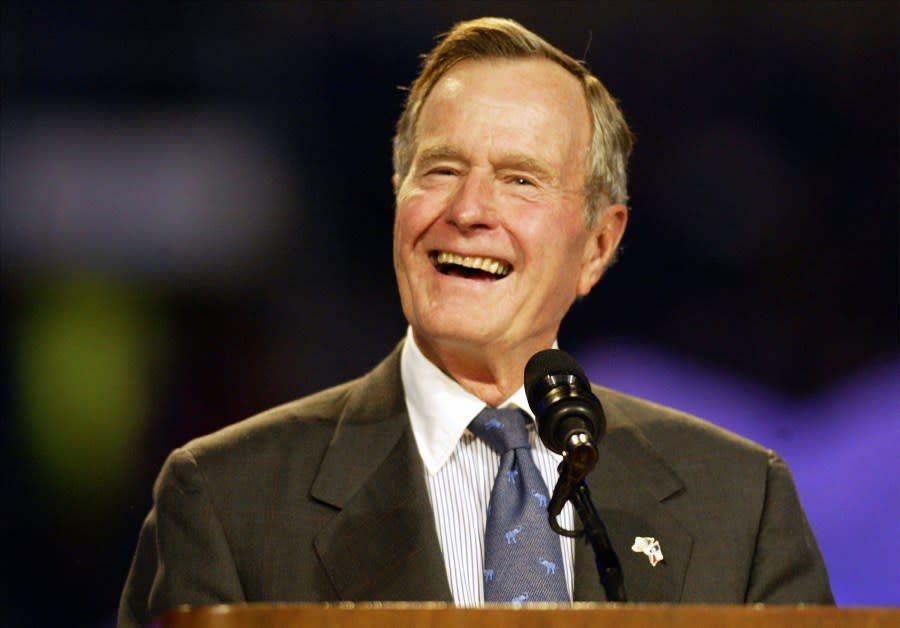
[1,3,897,625]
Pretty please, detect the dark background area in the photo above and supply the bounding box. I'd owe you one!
[1,3,897,626]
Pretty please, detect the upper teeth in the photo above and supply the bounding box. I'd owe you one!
[436,251,510,277]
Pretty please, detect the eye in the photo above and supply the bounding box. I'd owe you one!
[509,175,536,187]
[426,166,458,177]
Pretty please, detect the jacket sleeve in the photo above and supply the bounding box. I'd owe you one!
[745,452,834,604]
[118,448,246,627]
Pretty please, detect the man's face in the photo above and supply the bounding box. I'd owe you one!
[393,57,619,365]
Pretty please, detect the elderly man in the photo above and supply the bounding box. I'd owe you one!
[119,17,832,627]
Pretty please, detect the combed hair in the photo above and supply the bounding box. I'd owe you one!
[392,17,634,224]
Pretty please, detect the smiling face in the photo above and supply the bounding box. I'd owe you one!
[393,57,624,381]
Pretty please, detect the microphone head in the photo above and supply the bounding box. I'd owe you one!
[525,349,606,454]
[525,349,590,404]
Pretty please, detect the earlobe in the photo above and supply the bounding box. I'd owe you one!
[576,203,628,296]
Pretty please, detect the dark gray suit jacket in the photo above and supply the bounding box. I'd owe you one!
[119,344,832,627]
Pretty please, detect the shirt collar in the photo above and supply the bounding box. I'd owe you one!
[400,326,547,475]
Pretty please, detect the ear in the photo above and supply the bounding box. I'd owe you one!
[576,203,628,297]
[391,173,401,195]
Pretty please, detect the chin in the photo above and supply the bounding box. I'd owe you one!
[414,316,504,348]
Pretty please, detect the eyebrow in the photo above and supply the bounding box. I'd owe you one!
[414,145,466,167]
[499,154,555,183]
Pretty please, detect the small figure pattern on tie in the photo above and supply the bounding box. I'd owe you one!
[469,406,569,604]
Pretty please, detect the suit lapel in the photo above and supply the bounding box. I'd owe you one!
[309,346,452,602]
[574,397,693,603]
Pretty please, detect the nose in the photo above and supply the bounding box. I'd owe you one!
[446,169,497,231]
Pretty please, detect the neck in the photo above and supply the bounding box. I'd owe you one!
[412,330,554,407]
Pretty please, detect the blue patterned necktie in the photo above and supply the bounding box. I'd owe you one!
[469,406,569,604]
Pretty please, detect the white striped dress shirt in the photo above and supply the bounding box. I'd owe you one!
[400,328,575,605]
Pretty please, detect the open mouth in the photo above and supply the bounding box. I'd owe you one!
[431,251,511,280]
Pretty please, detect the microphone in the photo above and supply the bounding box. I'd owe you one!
[525,349,627,602]
[525,349,606,517]
[525,348,605,459]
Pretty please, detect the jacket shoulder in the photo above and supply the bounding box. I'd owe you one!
[183,379,357,459]
[596,384,771,461]
[181,342,406,464]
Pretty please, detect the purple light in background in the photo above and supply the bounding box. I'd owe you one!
[575,340,900,606]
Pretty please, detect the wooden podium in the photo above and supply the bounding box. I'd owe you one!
[153,602,899,628]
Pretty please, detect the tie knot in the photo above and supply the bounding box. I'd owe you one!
[469,407,531,454]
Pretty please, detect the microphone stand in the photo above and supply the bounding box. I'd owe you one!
[549,458,627,602]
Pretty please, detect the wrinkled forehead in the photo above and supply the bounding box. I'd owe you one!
[425,57,589,120]
[418,58,592,158]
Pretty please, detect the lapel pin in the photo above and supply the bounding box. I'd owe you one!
[631,536,664,567]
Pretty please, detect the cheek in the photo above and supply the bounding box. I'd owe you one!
[519,214,585,262]
[527,224,590,292]
[393,202,418,253]
[394,191,431,245]
[398,197,453,261]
